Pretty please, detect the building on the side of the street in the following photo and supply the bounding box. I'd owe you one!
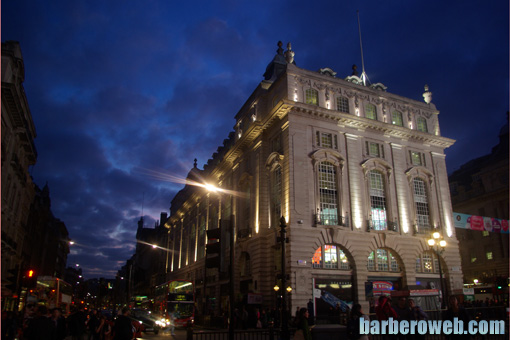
[164,42,463,319]
[2,41,71,312]
[449,116,509,301]
[1,41,38,309]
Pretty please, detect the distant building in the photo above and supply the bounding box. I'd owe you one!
[1,41,38,308]
[449,117,509,297]
[164,42,463,319]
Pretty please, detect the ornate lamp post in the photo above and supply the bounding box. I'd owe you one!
[427,232,447,309]
[278,217,290,340]
[204,183,235,340]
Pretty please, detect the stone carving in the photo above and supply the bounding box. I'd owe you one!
[284,42,295,64]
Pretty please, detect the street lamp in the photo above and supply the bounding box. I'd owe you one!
[204,183,235,340]
[278,217,290,340]
[427,232,447,309]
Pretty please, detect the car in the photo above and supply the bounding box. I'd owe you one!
[130,309,160,335]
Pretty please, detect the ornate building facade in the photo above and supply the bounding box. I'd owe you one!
[1,41,38,307]
[164,42,463,318]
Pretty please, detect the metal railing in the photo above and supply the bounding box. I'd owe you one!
[188,327,281,340]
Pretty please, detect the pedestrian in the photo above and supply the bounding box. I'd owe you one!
[442,296,470,340]
[112,308,133,340]
[87,309,99,340]
[393,297,410,321]
[169,311,176,336]
[408,299,427,340]
[24,305,55,340]
[51,308,67,340]
[347,303,369,340]
[375,295,397,321]
[307,299,315,326]
[68,306,87,340]
[293,308,312,340]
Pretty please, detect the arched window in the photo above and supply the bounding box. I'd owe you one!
[337,96,350,113]
[413,178,430,232]
[391,111,403,126]
[312,245,350,269]
[416,117,428,132]
[318,161,338,225]
[365,103,377,120]
[416,252,440,273]
[367,249,400,272]
[305,88,319,106]
[368,170,387,230]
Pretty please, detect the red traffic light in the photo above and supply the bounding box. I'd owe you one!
[28,270,34,277]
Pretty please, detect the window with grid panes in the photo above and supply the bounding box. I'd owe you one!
[368,171,387,230]
[410,151,425,166]
[312,245,351,269]
[413,178,430,229]
[417,117,428,132]
[324,245,338,269]
[318,161,338,225]
[316,131,337,149]
[366,141,384,158]
[377,249,389,271]
[305,88,319,105]
[365,103,377,120]
[416,252,440,273]
[337,96,350,113]
[368,249,400,272]
[392,110,403,126]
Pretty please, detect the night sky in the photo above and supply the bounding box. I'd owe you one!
[2,1,508,279]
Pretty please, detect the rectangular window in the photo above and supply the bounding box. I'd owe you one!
[316,131,337,149]
[367,252,375,271]
[271,134,282,153]
[413,178,430,229]
[324,245,338,269]
[423,253,433,273]
[318,161,338,225]
[410,151,426,166]
[306,88,319,106]
[369,171,387,231]
[365,103,377,120]
[365,141,385,158]
[392,111,403,126]
[377,249,389,271]
[486,252,493,260]
[417,117,428,132]
[482,231,489,237]
[337,97,350,113]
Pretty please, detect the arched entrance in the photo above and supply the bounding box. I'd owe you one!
[311,243,354,324]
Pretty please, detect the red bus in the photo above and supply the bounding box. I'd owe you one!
[154,280,195,327]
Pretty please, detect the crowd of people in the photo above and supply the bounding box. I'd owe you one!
[1,305,141,340]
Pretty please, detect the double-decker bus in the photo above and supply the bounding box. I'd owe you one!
[154,280,195,327]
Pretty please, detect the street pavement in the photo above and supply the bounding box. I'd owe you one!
[138,327,187,340]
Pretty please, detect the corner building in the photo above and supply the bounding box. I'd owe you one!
[165,43,463,319]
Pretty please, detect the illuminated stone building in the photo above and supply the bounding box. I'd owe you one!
[1,41,38,307]
[165,42,463,319]
[449,117,509,296]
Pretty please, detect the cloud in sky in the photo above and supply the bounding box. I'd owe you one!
[2,0,508,278]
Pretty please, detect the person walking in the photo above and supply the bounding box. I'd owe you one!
[347,304,369,340]
[375,295,397,321]
[68,307,87,340]
[113,308,133,340]
[442,296,470,340]
[51,308,66,340]
[294,308,312,340]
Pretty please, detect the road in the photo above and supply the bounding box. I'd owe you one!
[137,328,188,340]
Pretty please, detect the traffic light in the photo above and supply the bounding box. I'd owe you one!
[6,265,19,293]
[23,269,37,288]
[206,226,222,268]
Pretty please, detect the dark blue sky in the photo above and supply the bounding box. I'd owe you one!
[2,1,508,279]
